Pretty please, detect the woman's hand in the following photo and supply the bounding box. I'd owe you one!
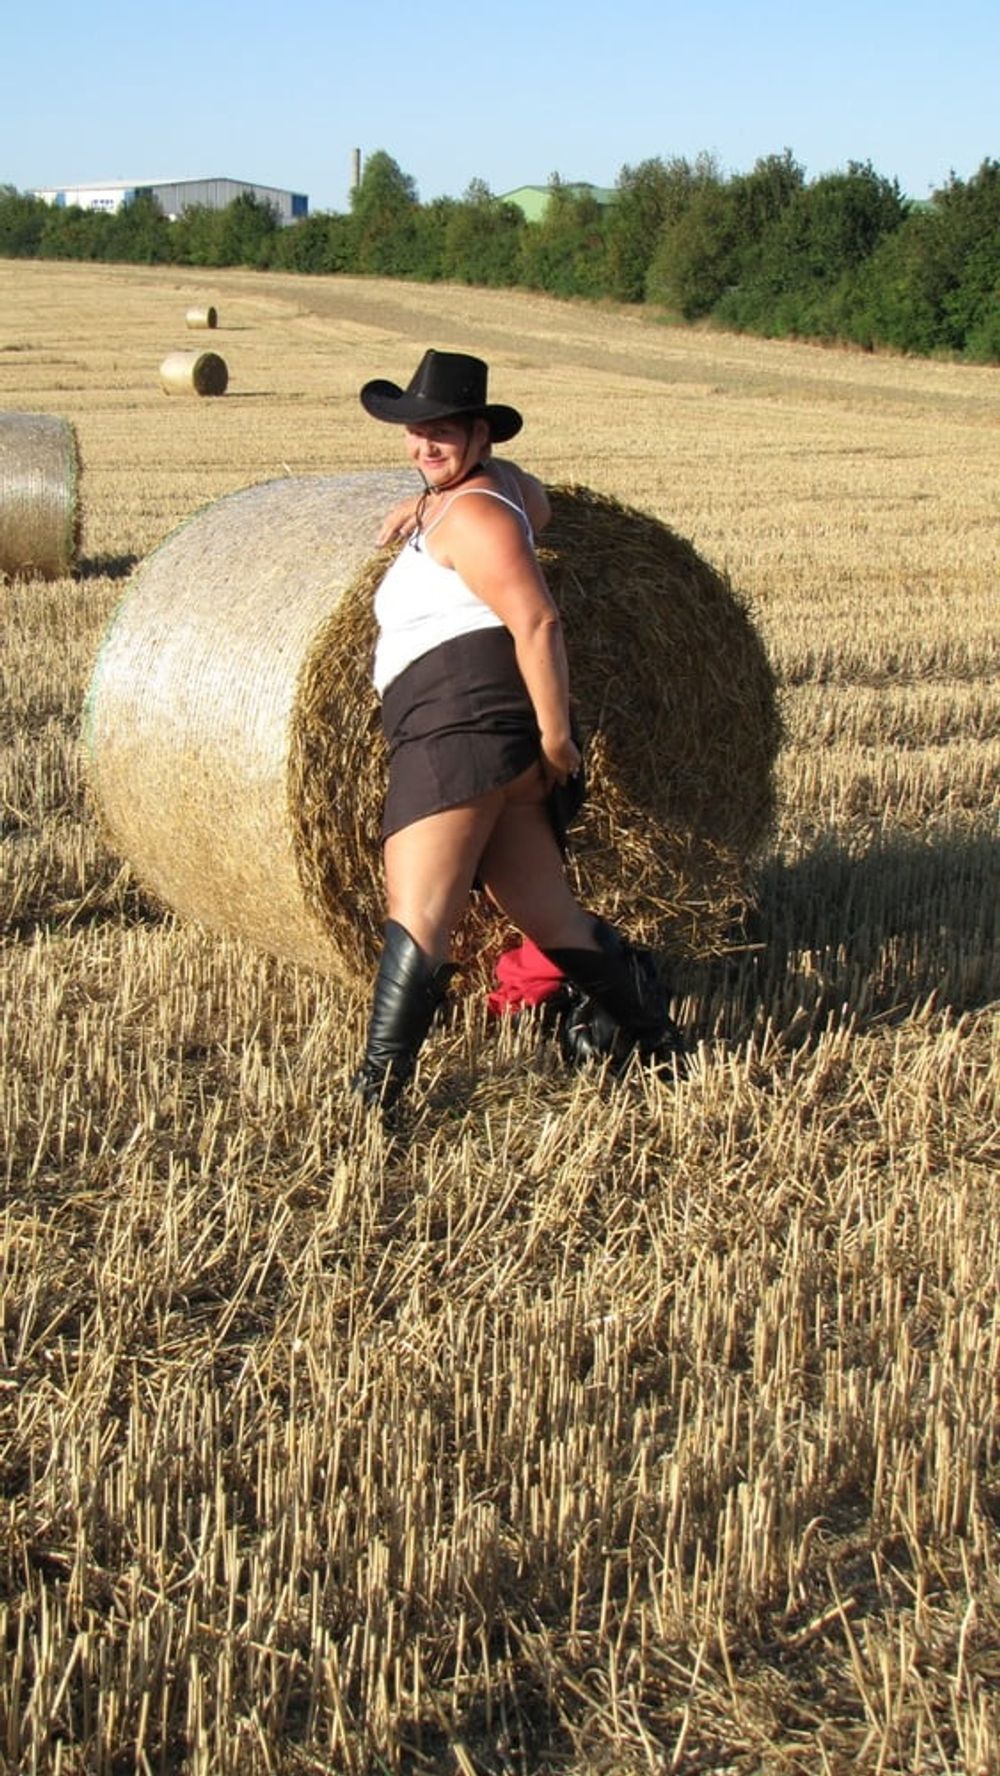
[376,497,421,546]
[540,731,582,788]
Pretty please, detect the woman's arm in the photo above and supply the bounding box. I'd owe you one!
[439,497,579,784]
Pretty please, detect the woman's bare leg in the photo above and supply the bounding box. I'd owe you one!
[477,775,598,951]
[383,792,508,960]
[480,789,681,1066]
[357,794,510,1110]
[359,769,621,1109]
[383,763,597,959]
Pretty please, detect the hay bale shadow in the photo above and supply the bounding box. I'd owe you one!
[685,829,999,1045]
[77,553,139,581]
[3,866,165,943]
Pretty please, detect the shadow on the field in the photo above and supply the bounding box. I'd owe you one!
[682,827,999,1045]
[76,552,139,581]
[2,865,165,945]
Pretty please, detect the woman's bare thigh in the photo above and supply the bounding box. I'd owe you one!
[478,798,595,950]
[383,793,505,959]
[380,763,592,961]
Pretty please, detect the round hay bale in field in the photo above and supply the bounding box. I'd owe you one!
[185,305,218,329]
[0,410,81,580]
[159,350,228,397]
[82,472,782,984]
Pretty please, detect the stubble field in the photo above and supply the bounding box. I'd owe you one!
[1,258,998,1774]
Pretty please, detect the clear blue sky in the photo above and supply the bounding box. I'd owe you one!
[2,0,996,212]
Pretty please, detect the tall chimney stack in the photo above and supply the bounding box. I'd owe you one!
[351,148,361,191]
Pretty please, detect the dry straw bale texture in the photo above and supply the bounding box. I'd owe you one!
[84,470,414,979]
[159,348,229,396]
[0,410,80,580]
[185,304,218,329]
[84,471,781,983]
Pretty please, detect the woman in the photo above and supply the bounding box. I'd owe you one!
[354,349,682,1111]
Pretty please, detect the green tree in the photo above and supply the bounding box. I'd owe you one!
[37,202,111,261]
[518,175,608,298]
[350,150,420,275]
[0,185,47,256]
[648,150,804,321]
[645,173,733,317]
[782,162,905,280]
[935,161,1000,355]
[729,151,804,253]
[841,159,1000,359]
[410,195,453,281]
[214,191,279,267]
[717,161,907,337]
[105,193,174,263]
[606,154,720,303]
[269,210,356,273]
[171,203,225,266]
[835,208,947,352]
[442,180,524,287]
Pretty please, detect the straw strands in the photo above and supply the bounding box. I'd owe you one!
[0,410,80,580]
[543,485,783,949]
[159,348,229,396]
[185,304,218,329]
[84,471,781,982]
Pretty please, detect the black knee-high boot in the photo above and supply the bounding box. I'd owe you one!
[542,918,685,1071]
[353,920,456,1111]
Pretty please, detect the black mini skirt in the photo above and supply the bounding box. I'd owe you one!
[380,628,541,840]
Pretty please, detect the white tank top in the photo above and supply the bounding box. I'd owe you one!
[372,477,533,696]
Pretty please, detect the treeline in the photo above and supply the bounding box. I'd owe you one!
[3,149,998,362]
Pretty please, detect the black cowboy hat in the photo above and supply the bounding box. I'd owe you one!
[359,349,522,443]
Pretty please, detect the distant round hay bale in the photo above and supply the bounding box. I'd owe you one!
[82,472,782,983]
[0,410,80,580]
[185,305,218,329]
[159,350,228,397]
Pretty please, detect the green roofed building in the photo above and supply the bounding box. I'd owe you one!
[498,182,617,223]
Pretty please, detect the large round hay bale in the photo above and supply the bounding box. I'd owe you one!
[185,305,218,329]
[82,472,782,983]
[159,350,228,397]
[0,411,80,580]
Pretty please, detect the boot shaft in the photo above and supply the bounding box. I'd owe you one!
[354,920,455,1110]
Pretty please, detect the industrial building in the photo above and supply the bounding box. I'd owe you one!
[30,177,308,226]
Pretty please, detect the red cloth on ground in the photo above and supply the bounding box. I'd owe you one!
[487,938,567,1017]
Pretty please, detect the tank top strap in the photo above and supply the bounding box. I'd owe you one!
[421,483,532,541]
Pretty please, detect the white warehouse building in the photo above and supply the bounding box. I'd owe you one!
[31,176,308,226]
